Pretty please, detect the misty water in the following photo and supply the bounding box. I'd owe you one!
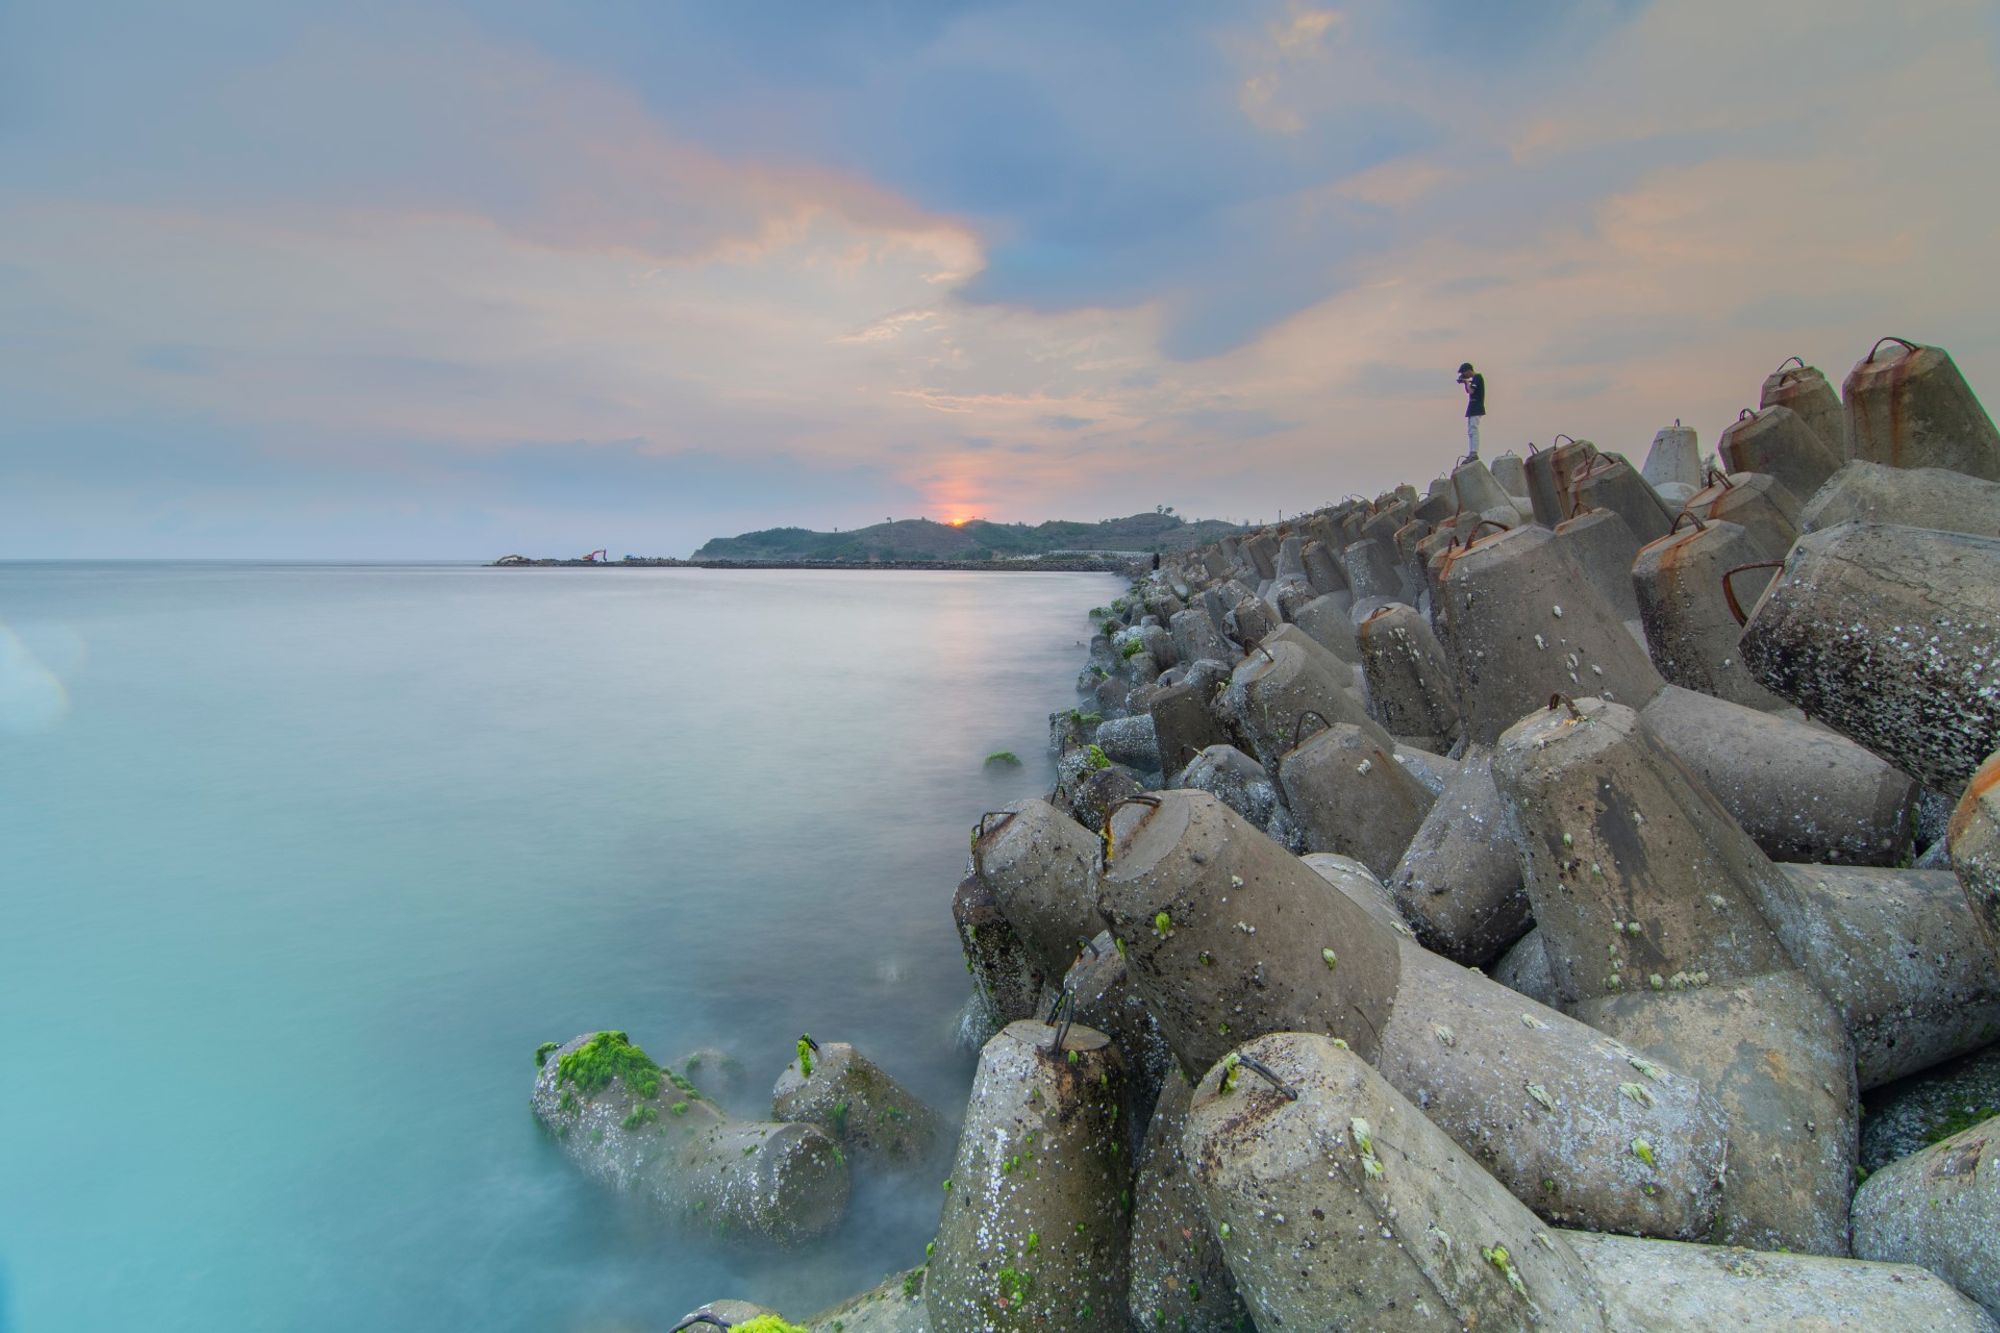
[0,562,1121,1332]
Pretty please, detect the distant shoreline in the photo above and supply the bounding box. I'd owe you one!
[490,555,1145,573]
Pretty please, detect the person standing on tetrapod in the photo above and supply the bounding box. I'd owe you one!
[1456,362,1485,462]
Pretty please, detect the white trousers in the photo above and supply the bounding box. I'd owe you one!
[1466,414,1483,458]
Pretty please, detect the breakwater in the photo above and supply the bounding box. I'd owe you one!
[492,555,1145,573]
[536,337,2000,1331]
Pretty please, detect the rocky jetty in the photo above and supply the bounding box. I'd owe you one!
[543,336,2000,1330]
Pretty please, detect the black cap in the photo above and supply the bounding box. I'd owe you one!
[1457,362,1474,375]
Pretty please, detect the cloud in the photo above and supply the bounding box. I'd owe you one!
[3,0,1998,557]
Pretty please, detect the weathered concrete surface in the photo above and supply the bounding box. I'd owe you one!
[1359,602,1462,753]
[1569,455,1674,544]
[773,1040,945,1169]
[1214,636,1389,773]
[1852,1114,2000,1319]
[1093,714,1160,774]
[532,1032,849,1244]
[1697,471,1804,561]
[1954,750,2000,964]
[1278,721,1435,880]
[1800,461,2000,538]
[1344,536,1409,605]
[1433,524,1666,746]
[1126,1072,1251,1333]
[1496,699,1857,1254]
[1568,1231,2000,1332]
[808,1271,934,1332]
[1761,359,1849,462]
[1740,521,2000,793]
[1844,339,2000,481]
[1147,681,1231,780]
[1378,941,1727,1239]
[1643,422,1703,490]
[1097,790,1403,1074]
[1490,450,1530,500]
[1632,517,1789,710]
[1302,851,1407,935]
[1063,931,1176,1159]
[1640,683,1917,866]
[1390,750,1533,966]
[1493,701,1802,997]
[1524,444,1565,527]
[1172,743,1285,832]
[1490,928,1559,1007]
[1552,506,1645,623]
[1575,974,1858,1256]
[926,1022,1130,1333]
[1720,405,1842,508]
[972,801,1104,985]
[954,872,1052,1030]
[1767,864,2000,1088]
[1183,1033,1610,1333]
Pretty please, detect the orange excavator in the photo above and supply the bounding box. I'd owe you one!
[580,549,608,562]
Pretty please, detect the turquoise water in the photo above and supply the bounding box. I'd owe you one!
[0,563,1118,1332]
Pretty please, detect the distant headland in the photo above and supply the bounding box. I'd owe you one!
[491,510,1248,569]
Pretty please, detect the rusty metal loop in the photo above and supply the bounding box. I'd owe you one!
[1290,709,1335,751]
[1547,693,1583,719]
[1255,644,1275,663]
[1738,407,1757,421]
[1702,466,1735,490]
[1776,355,1807,372]
[1044,986,1077,1055]
[1669,508,1708,534]
[1467,517,1513,541]
[1528,440,1541,455]
[1721,559,1787,626]
[672,1314,731,1331]
[1234,1055,1300,1101]
[1866,336,1919,363]
[1550,433,1577,448]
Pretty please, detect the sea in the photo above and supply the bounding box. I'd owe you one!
[0,562,1123,1332]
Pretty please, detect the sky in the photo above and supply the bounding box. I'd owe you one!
[2,0,1997,559]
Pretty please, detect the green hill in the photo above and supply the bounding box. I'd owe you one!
[692,511,1242,563]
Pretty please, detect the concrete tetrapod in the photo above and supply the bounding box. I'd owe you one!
[926,1021,1131,1333]
[1761,358,1849,461]
[1799,461,2000,538]
[1764,864,2000,1087]
[1148,680,1232,780]
[772,1040,946,1171]
[954,872,1052,1032]
[1125,1071,1252,1333]
[972,792,1112,980]
[1719,405,1841,507]
[1524,444,1565,527]
[1433,523,1668,746]
[1740,521,2000,793]
[1551,506,1645,624]
[1062,931,1176,1159]
[1642,422,1702,490]
[1214,637,1390,773]
[1632,517,1789,710]
[532,1032,849,1245]
[1358,602,1462,753]
[1098,790,1727,1239]
[1494,699,1857,1255]
[1852,1113,2000,1319]
[1184,1032,1610,1332]
[1843,338,2000,481]
[1183,1034,1995,1333]
[1390,749,1533,966]
[1287,592,1362,663]
[1637,683,1916,866]
[1696,471,1803,560]
[806,1272,933,1332]
[1278,721,1436,881]
[1955,749,2000,965]
[1568,455,1674,544]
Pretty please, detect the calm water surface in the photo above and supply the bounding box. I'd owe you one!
[0,563,1119,1332]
